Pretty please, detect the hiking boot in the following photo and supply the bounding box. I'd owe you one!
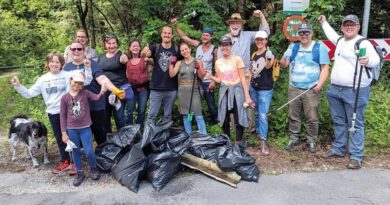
[52,160,70,174]
[322,151,344,159]
[308,143,317,153]
[73,171,85,187]
[68,163,77,176]
[260,140,270,156]
[90,167,101,180]
[284,140,299,151]
[347,159,362,169]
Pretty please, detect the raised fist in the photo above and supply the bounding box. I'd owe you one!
[10,76,20,86]
[83,58,91,68]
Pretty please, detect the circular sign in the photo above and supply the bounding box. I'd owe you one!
[282,15,306,42]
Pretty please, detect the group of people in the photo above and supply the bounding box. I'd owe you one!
[10,9,379,187]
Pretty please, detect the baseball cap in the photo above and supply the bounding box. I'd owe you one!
[298,23,312,32]
[255,30,268,39]
[219,36,232,45]
[342,14,360,24]
[202,27,214,35]
[71,71,85,83]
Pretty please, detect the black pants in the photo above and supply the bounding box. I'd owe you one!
[90,109,107,145]
[222,93,244,141]
[48,113,69,162]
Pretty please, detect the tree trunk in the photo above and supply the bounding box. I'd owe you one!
[88,0,96,48]
[76,0,88,37]
[237,0,246,14]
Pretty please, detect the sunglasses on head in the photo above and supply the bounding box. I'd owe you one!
[298,31,311,37]
[70,47,83,52]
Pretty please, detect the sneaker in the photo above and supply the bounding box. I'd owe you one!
[260,140,270,156]
[68,163,77,175]
[52,160,70,174]
[284,140,299,151]
[308,143,317,153]
[73,171,85,187]
[90,167,101,180]
[347,159,362,169]
[322,151,344,159]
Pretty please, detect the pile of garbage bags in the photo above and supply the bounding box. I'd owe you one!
[95,121,259,193]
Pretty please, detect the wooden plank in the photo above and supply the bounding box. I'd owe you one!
[181,153,241,187]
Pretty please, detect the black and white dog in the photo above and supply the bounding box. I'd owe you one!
[8,115,50,167]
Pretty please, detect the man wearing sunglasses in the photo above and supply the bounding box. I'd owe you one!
[319,14,380,169]
[280,23,330,153]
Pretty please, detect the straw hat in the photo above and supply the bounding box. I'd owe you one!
[226,13,246,25]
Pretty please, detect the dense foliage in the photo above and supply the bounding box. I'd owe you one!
[0,0,389,153]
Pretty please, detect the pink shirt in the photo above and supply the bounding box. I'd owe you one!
[215,55,245,86]
[60,89,103,132]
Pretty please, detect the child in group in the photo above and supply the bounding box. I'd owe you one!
[10,52,92,174]
[169,42,207,134]
[60,72,107,186]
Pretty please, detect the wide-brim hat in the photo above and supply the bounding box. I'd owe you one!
[226,13,246,25]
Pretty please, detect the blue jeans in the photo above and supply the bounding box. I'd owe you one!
[327,84,371,161]
[147,90,177,123]
[249,86,273,140]
[67,127,97,172]
[125,89,149,125]
[201,82,218,122]
[182,115,207,134]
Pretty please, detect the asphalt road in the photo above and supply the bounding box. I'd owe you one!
[0,168,389,205]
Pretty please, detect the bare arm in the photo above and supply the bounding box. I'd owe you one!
[172,19,200,47]
[313,64,329,93]
[196,60,205,80]
[169,61,181,77]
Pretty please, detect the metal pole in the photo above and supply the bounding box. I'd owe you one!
[362,0,371,37]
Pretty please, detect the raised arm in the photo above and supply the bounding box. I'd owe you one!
[253,10,270,34]
[11,75,42,99]
[171,18,200,47]
[319,15,340,44]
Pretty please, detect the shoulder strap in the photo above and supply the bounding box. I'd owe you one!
[251,52,256,61]
[312,42,320,64]
[354,37,367,50]
[154,44,160,55]
[289,43,300,62]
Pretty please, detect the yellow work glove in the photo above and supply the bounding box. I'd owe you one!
[112,86,126,100]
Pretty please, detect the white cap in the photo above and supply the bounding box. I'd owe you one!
[255,30,268,39]
[71,71,85,83]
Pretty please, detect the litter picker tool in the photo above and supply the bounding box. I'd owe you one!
[349,47,366,133]
[267,84,317,116]
[187,60,199,122]
[145,11,196,32]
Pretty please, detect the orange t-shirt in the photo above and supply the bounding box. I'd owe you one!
[215,55,244,86]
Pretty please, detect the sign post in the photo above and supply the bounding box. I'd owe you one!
[283,0,310,15]
[282,15,306,42]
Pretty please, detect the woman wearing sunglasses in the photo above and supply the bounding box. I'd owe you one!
[97,34,130,133]
[64,41,126,145]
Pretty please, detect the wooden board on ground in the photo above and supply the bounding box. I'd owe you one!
[181,153,241,187]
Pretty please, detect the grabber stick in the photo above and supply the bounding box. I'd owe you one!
[267,84,317,116]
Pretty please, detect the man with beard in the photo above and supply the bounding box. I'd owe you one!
[142,26,179,123]
[171,18,219,124]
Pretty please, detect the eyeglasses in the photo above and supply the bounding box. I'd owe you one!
[70,47,83,52]
[255,38,266,41]
[298,31,311,37]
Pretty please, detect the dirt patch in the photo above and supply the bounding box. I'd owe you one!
[246,144,390,175]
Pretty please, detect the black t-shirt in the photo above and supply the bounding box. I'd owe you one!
[251,50,273,91]
[97,51,127,87]
[149,44,178,91]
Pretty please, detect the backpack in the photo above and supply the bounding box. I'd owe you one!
[352,38,386,85]
[250,50,280,81]
[289,42,321,65]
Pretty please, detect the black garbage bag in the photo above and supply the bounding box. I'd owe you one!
[109,124,141,149]
[146,151,181,191]
[95,155,115,173]
[216,144,255,171]
[166,128,190,155]
[150,130,170,152]
[236,164,260,182]
[111,143,147,193]
[95,142,125,172]
[188,133,231,161]
[141,120,173,148]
